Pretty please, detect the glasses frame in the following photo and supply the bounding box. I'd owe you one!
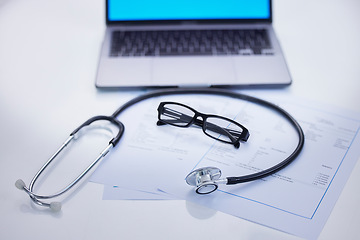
[157,101,249,148]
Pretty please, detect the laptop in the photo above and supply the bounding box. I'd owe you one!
[95,0,291,89]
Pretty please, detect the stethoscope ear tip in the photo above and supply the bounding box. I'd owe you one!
[15,179,26,190]
[50,202,62,212]
[14,179,62,211]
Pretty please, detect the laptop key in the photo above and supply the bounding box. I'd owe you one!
[160,51,213,56]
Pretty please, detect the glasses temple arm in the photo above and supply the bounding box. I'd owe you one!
[203,121,237,141]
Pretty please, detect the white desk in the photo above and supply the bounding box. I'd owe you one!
[1,0,359,239]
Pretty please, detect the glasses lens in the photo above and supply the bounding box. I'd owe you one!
[204,117,243,143]
[159,103,195,127]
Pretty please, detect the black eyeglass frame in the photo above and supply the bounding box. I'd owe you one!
[157,101,250,148]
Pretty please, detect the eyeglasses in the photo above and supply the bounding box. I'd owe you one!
[157,102,249,148]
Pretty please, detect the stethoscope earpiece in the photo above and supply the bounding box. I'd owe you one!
[15,179,62,212]
[185,167,227,194]
[15,116,124,211]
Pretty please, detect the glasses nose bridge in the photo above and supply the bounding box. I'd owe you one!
[193,112,207,126]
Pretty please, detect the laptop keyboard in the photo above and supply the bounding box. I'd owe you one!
[110,29,273,57]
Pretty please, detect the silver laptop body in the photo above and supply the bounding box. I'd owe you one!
[96,0,291,89]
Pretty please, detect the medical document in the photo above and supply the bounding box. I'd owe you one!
[90,91,360,239]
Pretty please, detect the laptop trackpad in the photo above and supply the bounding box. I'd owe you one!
[152,57,236,86]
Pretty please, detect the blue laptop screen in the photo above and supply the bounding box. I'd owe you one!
[108,0,271,22]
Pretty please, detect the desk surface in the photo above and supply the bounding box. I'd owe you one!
[1,0,359,239]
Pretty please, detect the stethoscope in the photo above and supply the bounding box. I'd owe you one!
[16,88,305,211]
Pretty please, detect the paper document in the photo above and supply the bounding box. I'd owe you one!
[90,91,360,239]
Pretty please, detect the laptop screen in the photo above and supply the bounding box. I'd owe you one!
[107,0,271,23]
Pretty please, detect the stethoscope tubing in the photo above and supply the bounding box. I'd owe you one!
[111,88,305,185]
[17,88,304,210]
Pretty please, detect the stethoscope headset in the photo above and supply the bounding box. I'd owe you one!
[15,88,305,211]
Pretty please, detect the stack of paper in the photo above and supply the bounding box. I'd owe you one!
[90,91,360,239]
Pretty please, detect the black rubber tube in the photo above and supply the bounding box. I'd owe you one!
[110,88,305,185]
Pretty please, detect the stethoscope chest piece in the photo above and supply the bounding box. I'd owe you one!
[186,167,224,194]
